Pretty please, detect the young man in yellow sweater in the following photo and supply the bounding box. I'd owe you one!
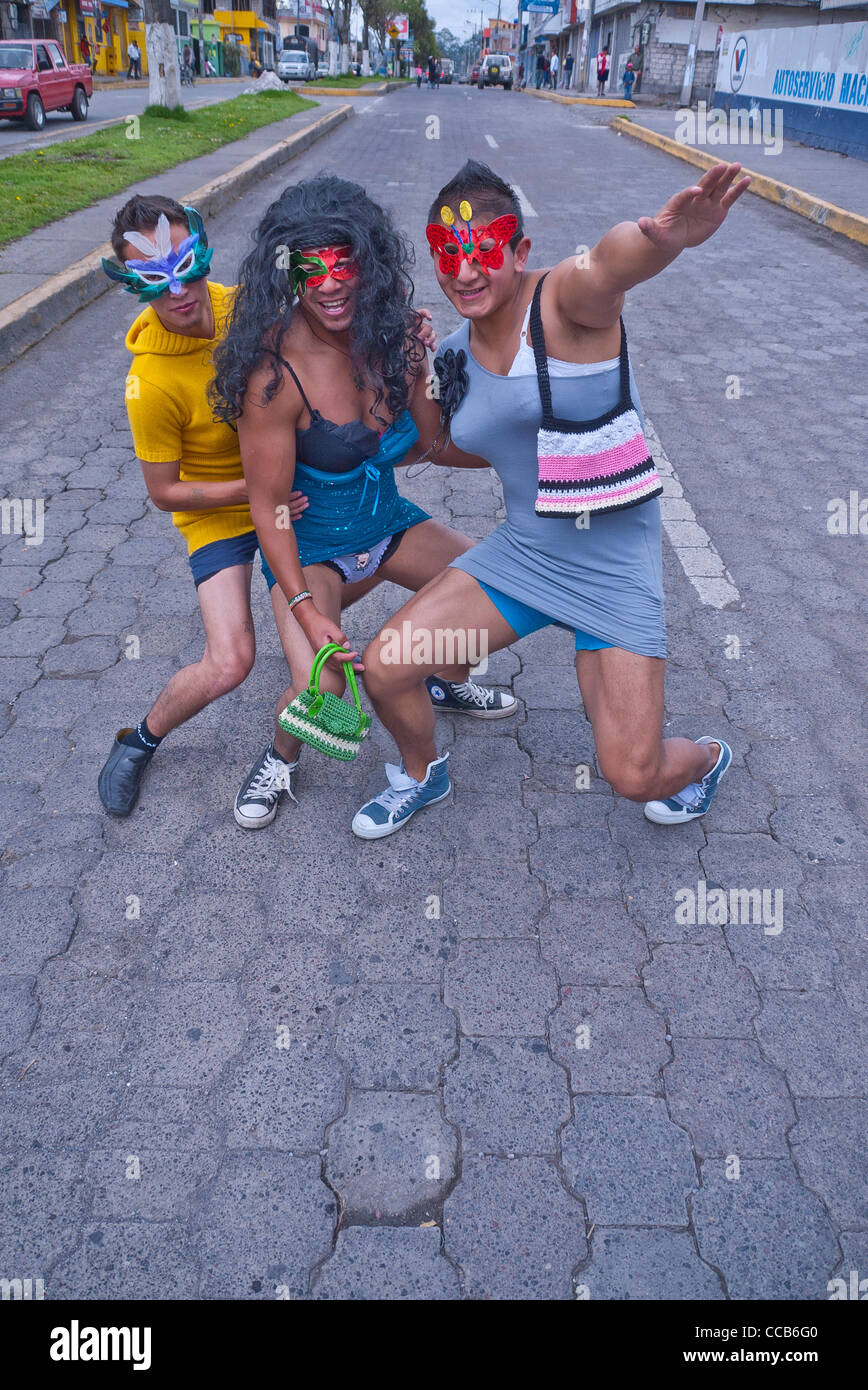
[97,195,317,817]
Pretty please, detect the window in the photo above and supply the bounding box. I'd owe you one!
[36,44,52,71]
[48,42,67,68]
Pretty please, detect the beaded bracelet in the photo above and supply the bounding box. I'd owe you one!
[288,590,313,611]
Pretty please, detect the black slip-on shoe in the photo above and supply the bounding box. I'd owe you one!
[98,729,154,817]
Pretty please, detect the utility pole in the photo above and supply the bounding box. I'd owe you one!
[679,0,705,107]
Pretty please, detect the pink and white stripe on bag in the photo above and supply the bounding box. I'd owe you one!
[528,275,662,519]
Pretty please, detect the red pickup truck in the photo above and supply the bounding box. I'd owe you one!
[0,38,92,132]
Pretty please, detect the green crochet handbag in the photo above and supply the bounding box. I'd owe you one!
[278,643,371,761]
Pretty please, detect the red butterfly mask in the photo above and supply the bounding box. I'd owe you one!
[426,214,519,278]
[298,244,359,288]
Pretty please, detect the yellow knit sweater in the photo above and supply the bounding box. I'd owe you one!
[124,282,252,555]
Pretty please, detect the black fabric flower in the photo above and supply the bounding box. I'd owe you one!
[433,347,469,426]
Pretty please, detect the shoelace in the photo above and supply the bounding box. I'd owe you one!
[673,763,715,811]
[247,752,298,806]
[450,678,493,708]
[376,762,422,816]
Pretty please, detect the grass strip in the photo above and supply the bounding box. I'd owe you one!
[0,89,315,248]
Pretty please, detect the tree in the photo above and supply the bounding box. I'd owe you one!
[396,1,436,68]
[142,0,181,107]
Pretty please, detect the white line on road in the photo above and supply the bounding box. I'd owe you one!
[485,133,499,148]
[358,98,385,113]
[644,418,741,609]
[511,184,538,219]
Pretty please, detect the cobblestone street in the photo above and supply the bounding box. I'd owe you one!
[0,84,866,1301]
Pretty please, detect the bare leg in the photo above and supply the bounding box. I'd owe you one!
[574,647,719,801]
[377,519,479,681]
[271,563,348,762]
[146,564,256,738]
[362,569,520,780]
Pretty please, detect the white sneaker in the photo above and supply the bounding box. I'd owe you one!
[234,743,298,829]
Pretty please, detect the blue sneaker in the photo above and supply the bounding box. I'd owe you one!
[426,676,516,719]
[643,737,732,825]
[352,753,451,840]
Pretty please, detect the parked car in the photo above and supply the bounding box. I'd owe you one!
[470,63,480,84]
[316,60,331,79]
[0,38,92,131]
[478,54,513,90]
[278,39,317,82]
[439,58,455,84]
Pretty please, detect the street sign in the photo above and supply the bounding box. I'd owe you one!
[519,0,559,11]
[389,14,410,40]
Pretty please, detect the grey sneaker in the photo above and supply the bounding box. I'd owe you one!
[234,743,298,829]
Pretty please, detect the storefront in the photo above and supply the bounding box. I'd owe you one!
[212,10,277,71]
[55,0,147,76]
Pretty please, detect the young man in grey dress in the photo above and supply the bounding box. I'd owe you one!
[351,159,750,839]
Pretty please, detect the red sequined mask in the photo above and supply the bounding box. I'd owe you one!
[425,200,518,278]
[298,244,358,288]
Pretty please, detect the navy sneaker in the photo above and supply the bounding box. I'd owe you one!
[98,729,154,817]
[643,737,732,825]
[426,676,516,719]
[352,753,451,839]
[234,743,298,829]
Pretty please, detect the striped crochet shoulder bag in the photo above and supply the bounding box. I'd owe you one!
[530,274,662,518]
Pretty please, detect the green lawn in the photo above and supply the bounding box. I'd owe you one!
[0,89,315,248]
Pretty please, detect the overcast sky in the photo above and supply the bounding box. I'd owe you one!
[429,2,516,41]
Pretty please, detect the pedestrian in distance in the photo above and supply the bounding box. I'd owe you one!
[622,60,637,100]
[543,55,551,89]
[596,45,610,97]
[518,61,524,89]
[416,64,423,88]
[80,33,92,73]
[564,50,574,89]
[549,50,559,89]
[127,38,141,80]
[534,49,544,89]
[349,157,751,840]
[210,176,516,829]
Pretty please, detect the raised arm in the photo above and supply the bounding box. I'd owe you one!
[549,162,751,329]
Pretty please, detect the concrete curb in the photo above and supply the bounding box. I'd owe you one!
[520,87,635,110]
[299,80,405,96]
[611,116,868,248]
[0,103,352,372]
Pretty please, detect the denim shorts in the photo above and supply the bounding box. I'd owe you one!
[188,530,259,588]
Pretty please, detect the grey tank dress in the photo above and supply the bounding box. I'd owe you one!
[445,316,666,659]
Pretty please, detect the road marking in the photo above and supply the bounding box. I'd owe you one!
[645,419,740,609]
[511,184,538,218]
[485,133,499,148]
[359,97,385,113]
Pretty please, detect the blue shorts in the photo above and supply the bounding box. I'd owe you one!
[189,530,259,588]
[477,580,613,652]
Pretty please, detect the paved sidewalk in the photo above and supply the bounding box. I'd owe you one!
[0,95,346,310]
[623,107,868,216]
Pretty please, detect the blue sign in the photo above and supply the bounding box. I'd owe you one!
[520,0,559,12]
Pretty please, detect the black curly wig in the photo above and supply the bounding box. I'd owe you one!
[211,174,424,428]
